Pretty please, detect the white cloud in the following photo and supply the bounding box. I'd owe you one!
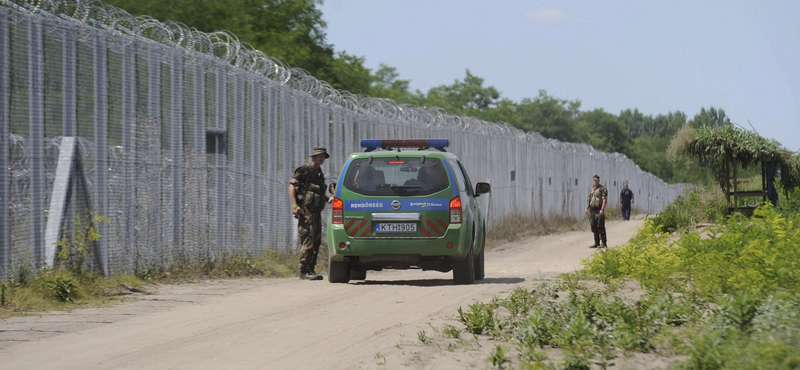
[524,7,587,26]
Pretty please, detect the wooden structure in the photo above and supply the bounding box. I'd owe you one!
[678,125,798,215]
[724,155,770,214]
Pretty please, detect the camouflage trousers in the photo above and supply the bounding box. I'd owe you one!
[589,208,607,245]
[297,211,322,272]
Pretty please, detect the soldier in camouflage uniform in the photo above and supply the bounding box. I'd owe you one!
[289,146,332,280]
[584,174,608,248]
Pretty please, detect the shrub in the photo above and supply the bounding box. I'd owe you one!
[585,204,800,299]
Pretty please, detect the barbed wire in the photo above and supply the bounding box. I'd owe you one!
[0,0,661,162]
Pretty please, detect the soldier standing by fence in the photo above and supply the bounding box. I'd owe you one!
[585,174,608,248]
[289,146,332,280]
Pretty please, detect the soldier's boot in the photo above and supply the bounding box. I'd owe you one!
[300,267,322,280]
[601,234,608,248]
[590,235,600,248]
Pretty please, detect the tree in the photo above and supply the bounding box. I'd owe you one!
[620,109,687,139]
[368,64,416,104]
[575,108,632,154]
[513,90,581,142]
[102,0,373,94]
[628,137,676,182]
[318,51,372,95]
[689,106,731,128]
[423,69,501,116]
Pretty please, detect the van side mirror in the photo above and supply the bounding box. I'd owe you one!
[475,182,491,197]
[328,182,336,194]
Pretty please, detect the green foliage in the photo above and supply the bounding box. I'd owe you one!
[56,213,107,275]
[485,283,686,369]
[488,345,511,369]
[368,64,417,104]
[43,275,79,303]
[650,186,726,233]
[417,330,432,344]
[586,204,800,298]
[423,69,501,116]
[102,0,373,94]
[576,108,633,154]
[3,247,303,318]
[442,324,462,339]
[0,281,7,307]
[584,219,682,292]
[688,106,731,129]
[622,109,687,139]
[779,188,800,216]
[513,90,582,143]
[677,125,800,194]
[458,301,499,336]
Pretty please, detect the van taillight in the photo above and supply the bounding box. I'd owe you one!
[332,197,343,224]
[449,196,462,224]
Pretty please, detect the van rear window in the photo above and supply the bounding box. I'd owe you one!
[343,157,449,196]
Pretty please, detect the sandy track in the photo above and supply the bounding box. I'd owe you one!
[0,218,644,370]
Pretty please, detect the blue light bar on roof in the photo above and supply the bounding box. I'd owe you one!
[360,139,449,152]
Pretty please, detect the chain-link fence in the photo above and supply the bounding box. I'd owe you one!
[0,0,687,277]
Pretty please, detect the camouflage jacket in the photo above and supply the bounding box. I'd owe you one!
[292,162,327,214]
[587,184,608,209]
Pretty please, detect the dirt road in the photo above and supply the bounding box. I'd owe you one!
[0,218,644,370]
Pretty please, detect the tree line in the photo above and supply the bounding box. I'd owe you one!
[105,0,742,184]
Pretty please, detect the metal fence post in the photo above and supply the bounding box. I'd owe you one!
[29,17,45,268]
[93,30,109,275]
[251,79,263,251]
[215,64,227,254]
[62,24,77,137]
[170,50,184,258]
[0,8,9,278]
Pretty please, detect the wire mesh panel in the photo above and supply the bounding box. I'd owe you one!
[0,8,9,277]
[0,0,688,278]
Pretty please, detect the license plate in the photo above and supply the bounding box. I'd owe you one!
[375,222,417,233]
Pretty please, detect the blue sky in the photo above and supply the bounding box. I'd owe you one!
[320,0,799,152]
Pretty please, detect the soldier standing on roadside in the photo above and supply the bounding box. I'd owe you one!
[289,146,333,280]
[584,174,608,248]
[619,181,634,221]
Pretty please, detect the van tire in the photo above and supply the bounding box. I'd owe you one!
[474,231,485,280]
[453,236,476,285]
[328,257,350,283]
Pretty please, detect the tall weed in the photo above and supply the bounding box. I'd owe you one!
[585,204,800,299]
[651,186,726,233]
[583,219,682,292]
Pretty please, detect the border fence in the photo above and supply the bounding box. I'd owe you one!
[0,0,687,277]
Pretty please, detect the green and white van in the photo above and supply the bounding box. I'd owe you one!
[327,139,491,284]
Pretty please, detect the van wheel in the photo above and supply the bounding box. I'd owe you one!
[474,234,485,280]
[453,237,476,285]
[328,257,350,283]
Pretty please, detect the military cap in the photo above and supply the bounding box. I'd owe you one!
[310,146,329,158]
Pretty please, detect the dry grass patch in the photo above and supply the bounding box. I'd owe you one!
[487,211,586,246]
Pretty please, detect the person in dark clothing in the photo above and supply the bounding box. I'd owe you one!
[620,181,634,221]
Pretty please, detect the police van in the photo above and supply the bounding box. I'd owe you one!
[327,139,491,284]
